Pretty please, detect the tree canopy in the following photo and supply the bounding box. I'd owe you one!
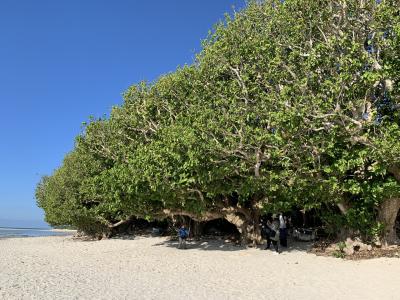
[36,0,400,245]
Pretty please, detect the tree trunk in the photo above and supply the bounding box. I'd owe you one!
[377,198,400,246]
[337,227,355,241]
[336,201,355,240]
[337,201,351,214]
[224,209,262,246]
[251,209,262,247]
[224,213,248,245]
[191,220,203,239]
[163,207,262,246]
[96,216,135,238]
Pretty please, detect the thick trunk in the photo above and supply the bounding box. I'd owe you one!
[163,207,262,246]
[388,165,400,182]
[224,212,248,245]
[162,209,222,222]
[336,201,355,240]
[191,220,203,238]
[108,218,131,228]
[337,201,351,214]
[224,209,262,246]
[251,209,262,246]
[377,198,400,246]
[107,217,135,238]
[337,227,355,240]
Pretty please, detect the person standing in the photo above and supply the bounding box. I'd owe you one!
[279,213,288,247]
[178,225,189,249]
[265,218,280,253]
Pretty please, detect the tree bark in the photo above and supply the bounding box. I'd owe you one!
[107,217,135,238]
[251,209,262,246]
[388,165,400,182]
[335,202,357,239]
[162,209,223,222]
[377,165,400,245]
[377,198,400,246]
[337,201,351,214]
[163,207,262,246]
[107,217,134,228]
[225,212,248,245]
[191,220,203,239]
[225,209,262,246]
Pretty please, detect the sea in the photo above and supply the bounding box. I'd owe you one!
[0,227,73,238]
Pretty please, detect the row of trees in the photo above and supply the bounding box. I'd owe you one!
[36,0,400,245]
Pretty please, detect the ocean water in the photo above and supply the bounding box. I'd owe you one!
[0,227,73,238]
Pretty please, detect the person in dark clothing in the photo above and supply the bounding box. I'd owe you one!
[279,213,288,247]
[264,219,280,253]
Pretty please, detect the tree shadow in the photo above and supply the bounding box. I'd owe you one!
[110,234,137,240]
[67,233,314,253]
[152,237,246,251]
[151,236,314,252]
[283,238,314,252]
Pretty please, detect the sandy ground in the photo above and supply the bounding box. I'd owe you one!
[0,236,399,300]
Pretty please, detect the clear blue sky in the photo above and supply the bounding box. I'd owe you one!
[0,0,245,228]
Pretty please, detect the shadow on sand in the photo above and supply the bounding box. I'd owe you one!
[151,236,314,252]
[70,232,314,253]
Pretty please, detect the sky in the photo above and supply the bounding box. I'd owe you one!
[0,0,246,228]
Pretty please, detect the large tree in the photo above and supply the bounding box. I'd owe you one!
[37,0,400,245]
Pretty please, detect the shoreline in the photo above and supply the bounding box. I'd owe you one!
[0,227,75,239]
[0,226,50,231]
[0,227,75,232]
[50,228,77,233]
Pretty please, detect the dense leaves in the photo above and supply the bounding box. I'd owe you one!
[36,0,400,244]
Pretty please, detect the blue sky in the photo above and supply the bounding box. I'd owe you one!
[0,0,245,228]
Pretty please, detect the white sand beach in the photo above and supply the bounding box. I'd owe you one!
[1,236,399,300]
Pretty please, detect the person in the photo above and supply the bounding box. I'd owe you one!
[178,225,189,249]
[265,218,280,253]
[279,213,288,247]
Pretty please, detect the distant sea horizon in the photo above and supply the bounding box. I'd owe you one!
[0,218,50,229]
[0,219,74,238]
[0,225,49,230]
[0,227,74,238]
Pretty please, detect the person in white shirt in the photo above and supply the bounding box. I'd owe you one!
[279,213,288,247]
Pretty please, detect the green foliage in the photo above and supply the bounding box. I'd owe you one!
[36,0,400,242]
[333,241,347,258]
